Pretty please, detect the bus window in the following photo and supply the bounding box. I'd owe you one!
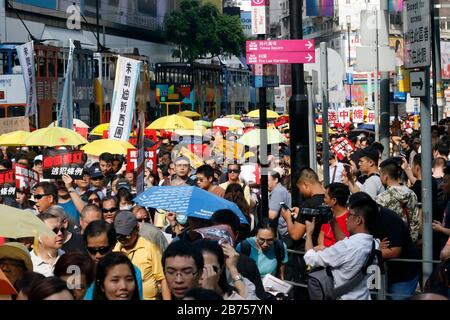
[88,56,93,79]
[48,51,56,77]
[6,106,25,117]
[38,50,46,77]
[79,54,85,79]
[0,107,5,117]
[52,103,58,122]
[94,58,99,78]
[57,51,65,77]
[109,58,115,80]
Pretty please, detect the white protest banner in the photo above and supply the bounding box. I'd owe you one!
[16,41,37,117]
[108,56,142,141]
[338,107,350,124]
[58,39,75,129]
[328,109,337,124]
[352,106,365,123]
[366,110,376,124]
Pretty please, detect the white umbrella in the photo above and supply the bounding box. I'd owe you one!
[213,118,245,129]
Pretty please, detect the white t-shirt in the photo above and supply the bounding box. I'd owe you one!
[361,175,385,200]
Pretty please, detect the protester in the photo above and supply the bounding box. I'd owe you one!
[219,162,254,207]
[196,164,225,197]
[0,242,33,289]
[27,277,74,300]
[33,182,58,213]
[79,204,103,234]
[101,196,119,224]
[14,271,45,300]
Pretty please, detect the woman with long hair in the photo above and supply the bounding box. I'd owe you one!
[93,252,140,300]
[224,183,254,239]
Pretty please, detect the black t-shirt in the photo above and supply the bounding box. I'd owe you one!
[236,254,267,300]
[373,207,420,284]
[293,194,325,248]
[411,178,444,222]
[62,232,87,254]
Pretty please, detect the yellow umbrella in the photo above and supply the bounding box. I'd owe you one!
[174,127,206,136]
[81,139,135,156]
[238,128,286,147]
[0,131,31,146]
[177,110,201,118]
[194,120,212,128]
[0,204,55,238]
[147,115,194,130]
[48,119,90,128]
[89,123,110,136]
[246,109,280,119]
[24,127,88,147]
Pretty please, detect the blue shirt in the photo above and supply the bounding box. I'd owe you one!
[84,265,144,300]
[236,236,288,279]
[59,201,80,225]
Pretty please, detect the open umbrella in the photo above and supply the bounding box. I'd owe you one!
[133,186,249,224]
[147,115,195,130]
[81,139,135,156]
[0,269,16,296]
[0,131,31,146]
[194,120,212,128]
[174,127,206,137]
[89,123,109,136]
[0,204,55,239]
[238,128,287,147]
[213,118,245,129]
[246,109,280,119]
[48,119,90,129]
[24,126,88,147]
[177,110,201,118]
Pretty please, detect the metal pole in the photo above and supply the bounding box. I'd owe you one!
[258,35,269,220]
[289,0,309,207]
[374,10,380,141]
[306,75,317,172]
[96,0,100,51]
[320,43,330,186]
[432,5,443,122]
[347,21,352,105]
[379,3,390,159]
[421,67,433,284]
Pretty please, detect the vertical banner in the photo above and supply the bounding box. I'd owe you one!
[58,39,75,129]
[251,0,269,35]
[108,56,142,141]
[16,41,37,117]
[136,111,145,194]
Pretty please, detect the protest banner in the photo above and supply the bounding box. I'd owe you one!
[14,164,39,192]
[0,170,15,197]
[331,137,356,161]
[42,149,84,179]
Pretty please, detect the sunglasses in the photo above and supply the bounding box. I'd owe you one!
[88,198,100,204]
[52,227,66,234]
[117,233,133,241]
[228,169,240,174]
[102,207,117,214]
[34,193,50,200]
[91,176,103,181]
[86,246,111,255]
[137,217,150,223]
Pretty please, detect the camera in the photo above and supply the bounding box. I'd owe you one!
[299,205,333,222]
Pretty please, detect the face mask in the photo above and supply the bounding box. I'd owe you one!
[176,214,187,225]
[120,204,133,210]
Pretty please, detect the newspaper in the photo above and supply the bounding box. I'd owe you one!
[262,274,293,296]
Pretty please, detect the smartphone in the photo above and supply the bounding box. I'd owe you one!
[280,202,293,213]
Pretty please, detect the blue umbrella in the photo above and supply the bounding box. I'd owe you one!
[133,186,249,224]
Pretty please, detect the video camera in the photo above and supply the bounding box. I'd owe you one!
[298,205,333,223]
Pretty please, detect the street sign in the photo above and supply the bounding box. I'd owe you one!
[251,0,269,35]
[409,70,426,97]
[247,51,315,64]
[404,0,431,68]
[246,40,314,53]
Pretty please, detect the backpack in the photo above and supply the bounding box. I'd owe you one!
[307,240,383,300]
[424,259,450,296]
[240,239,285,276]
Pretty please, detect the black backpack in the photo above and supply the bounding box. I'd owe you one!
[424,259,450,296]
[240,239,285,276]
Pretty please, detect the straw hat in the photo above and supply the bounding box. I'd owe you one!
[0,242,33,272]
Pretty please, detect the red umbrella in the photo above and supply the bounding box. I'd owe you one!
[0,269,17,296]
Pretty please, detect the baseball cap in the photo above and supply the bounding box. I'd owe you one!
[116,179,131,191]
[90,164,104,179]
[33,155,43,163]
[114,210,138,236]
[360,148,379,164]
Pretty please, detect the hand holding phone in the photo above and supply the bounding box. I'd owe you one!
[280,202,293,214]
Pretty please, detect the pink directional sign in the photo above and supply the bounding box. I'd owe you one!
[246,51,315,65]
[246,40,315,53]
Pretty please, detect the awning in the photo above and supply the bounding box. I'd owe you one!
[40,26,97,50]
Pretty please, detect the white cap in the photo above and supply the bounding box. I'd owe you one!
[34,155,43,162]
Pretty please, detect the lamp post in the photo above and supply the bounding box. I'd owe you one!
[346,15,352,105]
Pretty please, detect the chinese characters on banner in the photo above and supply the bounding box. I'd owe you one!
[136,111,145,194]
[0,170,16,196]
[108,56,142,141]
[42,149,84,179]
[331,137,356,161]
[328,109,337,124]
[367,110,376,124]
[352,106,365,123]
[127,148,158,175]
[16,41,37,117]
[338,107,350,124]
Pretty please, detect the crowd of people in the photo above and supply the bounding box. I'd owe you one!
[0,116,449,301]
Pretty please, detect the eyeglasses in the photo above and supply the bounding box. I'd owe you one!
[164,269,198,279]
[228,169,240,174]
[102,207,117,214]
[116,233,133,241]
[256,237,274,245]
[34,193,50,200]
[86,246,111,255]
[52,227,66,235]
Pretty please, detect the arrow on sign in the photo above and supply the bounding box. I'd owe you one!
[411,77,423,90]
[306,53,313,62]
[306,41,313,50]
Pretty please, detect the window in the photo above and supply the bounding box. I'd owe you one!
[38,50,46,77]
[57,51,65,77]
[7,106,25,117]
[0,107,5,117]
[48,51,56,77]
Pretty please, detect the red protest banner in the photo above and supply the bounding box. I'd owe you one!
[0,170,15,196]
[14,164,39,192]
[127,148,158,174]
[42,149,85,179]
[331,137,355,161]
